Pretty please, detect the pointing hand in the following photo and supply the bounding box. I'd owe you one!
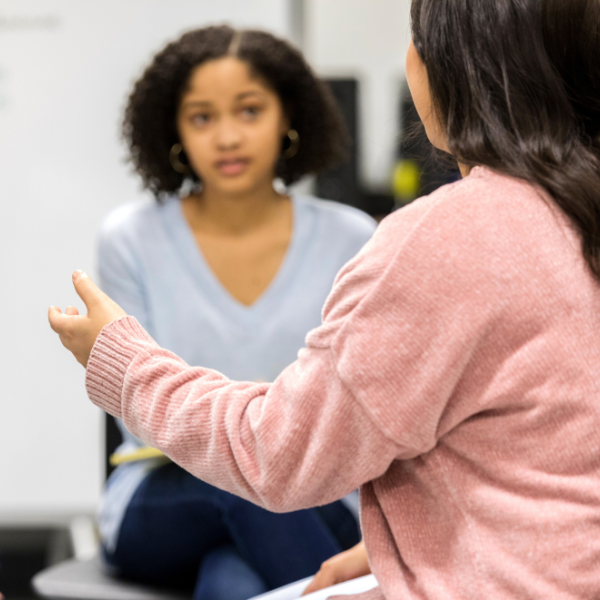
[48,271,127,367]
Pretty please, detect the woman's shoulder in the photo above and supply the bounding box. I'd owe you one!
[381,166,560,241]
[295,194,377,240]
[331,167,566,294]
[315,168,568,346]
[98,196,177,247]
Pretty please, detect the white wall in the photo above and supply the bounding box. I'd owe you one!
[0,0,291,518]
[0,0,412,520]
[305,0,412,189]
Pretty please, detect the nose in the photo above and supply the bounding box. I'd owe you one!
[215,117,242,150]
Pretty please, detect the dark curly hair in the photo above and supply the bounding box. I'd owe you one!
[123,25,348,199]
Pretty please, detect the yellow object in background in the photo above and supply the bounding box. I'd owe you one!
[393,159,421,205]
[110,446,171,466]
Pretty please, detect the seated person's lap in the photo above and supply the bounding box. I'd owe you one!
[103,463,360,591]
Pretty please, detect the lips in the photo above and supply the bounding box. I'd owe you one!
[215,158,250,176]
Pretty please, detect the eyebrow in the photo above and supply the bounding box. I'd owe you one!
[236,91,264,101]
[181,90,266,110]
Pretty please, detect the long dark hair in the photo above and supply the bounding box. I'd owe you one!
[411,0,600,278]
[123,26,347,199]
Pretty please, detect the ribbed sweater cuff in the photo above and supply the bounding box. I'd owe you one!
[85,316,155,418]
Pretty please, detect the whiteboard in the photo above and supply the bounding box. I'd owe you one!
[0,0,291,517]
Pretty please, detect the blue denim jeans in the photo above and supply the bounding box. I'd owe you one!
[103,463,360,600]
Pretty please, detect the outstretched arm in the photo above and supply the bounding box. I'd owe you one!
[48,272,400,511]
[48,270,126,367]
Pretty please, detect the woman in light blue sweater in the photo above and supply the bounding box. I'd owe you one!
[98,26,376,600]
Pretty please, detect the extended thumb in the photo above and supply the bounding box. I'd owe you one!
[72,270,103,309]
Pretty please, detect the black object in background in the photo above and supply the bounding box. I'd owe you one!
[316,79,395,218]
[0,531,54,598]
[316,79,362,209]
[105,414,122,480]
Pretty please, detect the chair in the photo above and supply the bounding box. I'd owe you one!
[33,416,189,600]
[32,556,189,600]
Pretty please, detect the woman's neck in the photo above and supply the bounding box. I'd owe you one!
[459,162,473,178]
[183,182,289,236]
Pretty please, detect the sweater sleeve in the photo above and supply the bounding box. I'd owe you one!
[86,174,527,511]
[84,190,452,511]
[86,316,401,512]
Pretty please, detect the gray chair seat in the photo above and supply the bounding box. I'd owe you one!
[32,556,190,600]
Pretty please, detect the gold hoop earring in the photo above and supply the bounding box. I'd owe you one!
[169,143,192,174]
[283,129,300,159]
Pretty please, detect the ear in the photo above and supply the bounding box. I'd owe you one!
[279,103,292,136]
[279,117,291,137]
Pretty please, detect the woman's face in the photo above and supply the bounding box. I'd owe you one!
[177,57,289,196]
[405,39,448,152]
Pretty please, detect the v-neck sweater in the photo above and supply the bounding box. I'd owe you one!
[95,193,376,550]
[87,168,600,599]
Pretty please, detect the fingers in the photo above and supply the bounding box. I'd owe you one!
[302,569,336,596]
[49,273,128,370]
[48,306,80,330]
[301,579,318,596]
[48,308,75,334]
[47,306,91,367]
[301,579,320,596]
[48,306,64,333]
[301,543,370,596]
[72,270,108,311]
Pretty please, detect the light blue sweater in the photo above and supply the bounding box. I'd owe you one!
[96,194,376,551]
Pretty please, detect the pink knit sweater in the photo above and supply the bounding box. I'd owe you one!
[86,167,600,599]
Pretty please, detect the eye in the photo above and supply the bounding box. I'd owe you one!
[190,113,211,127]
[240,105,261,120]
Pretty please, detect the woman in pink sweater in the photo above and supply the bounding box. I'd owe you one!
[49,0,600,598]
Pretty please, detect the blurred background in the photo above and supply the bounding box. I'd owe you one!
[0,0,456,596]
